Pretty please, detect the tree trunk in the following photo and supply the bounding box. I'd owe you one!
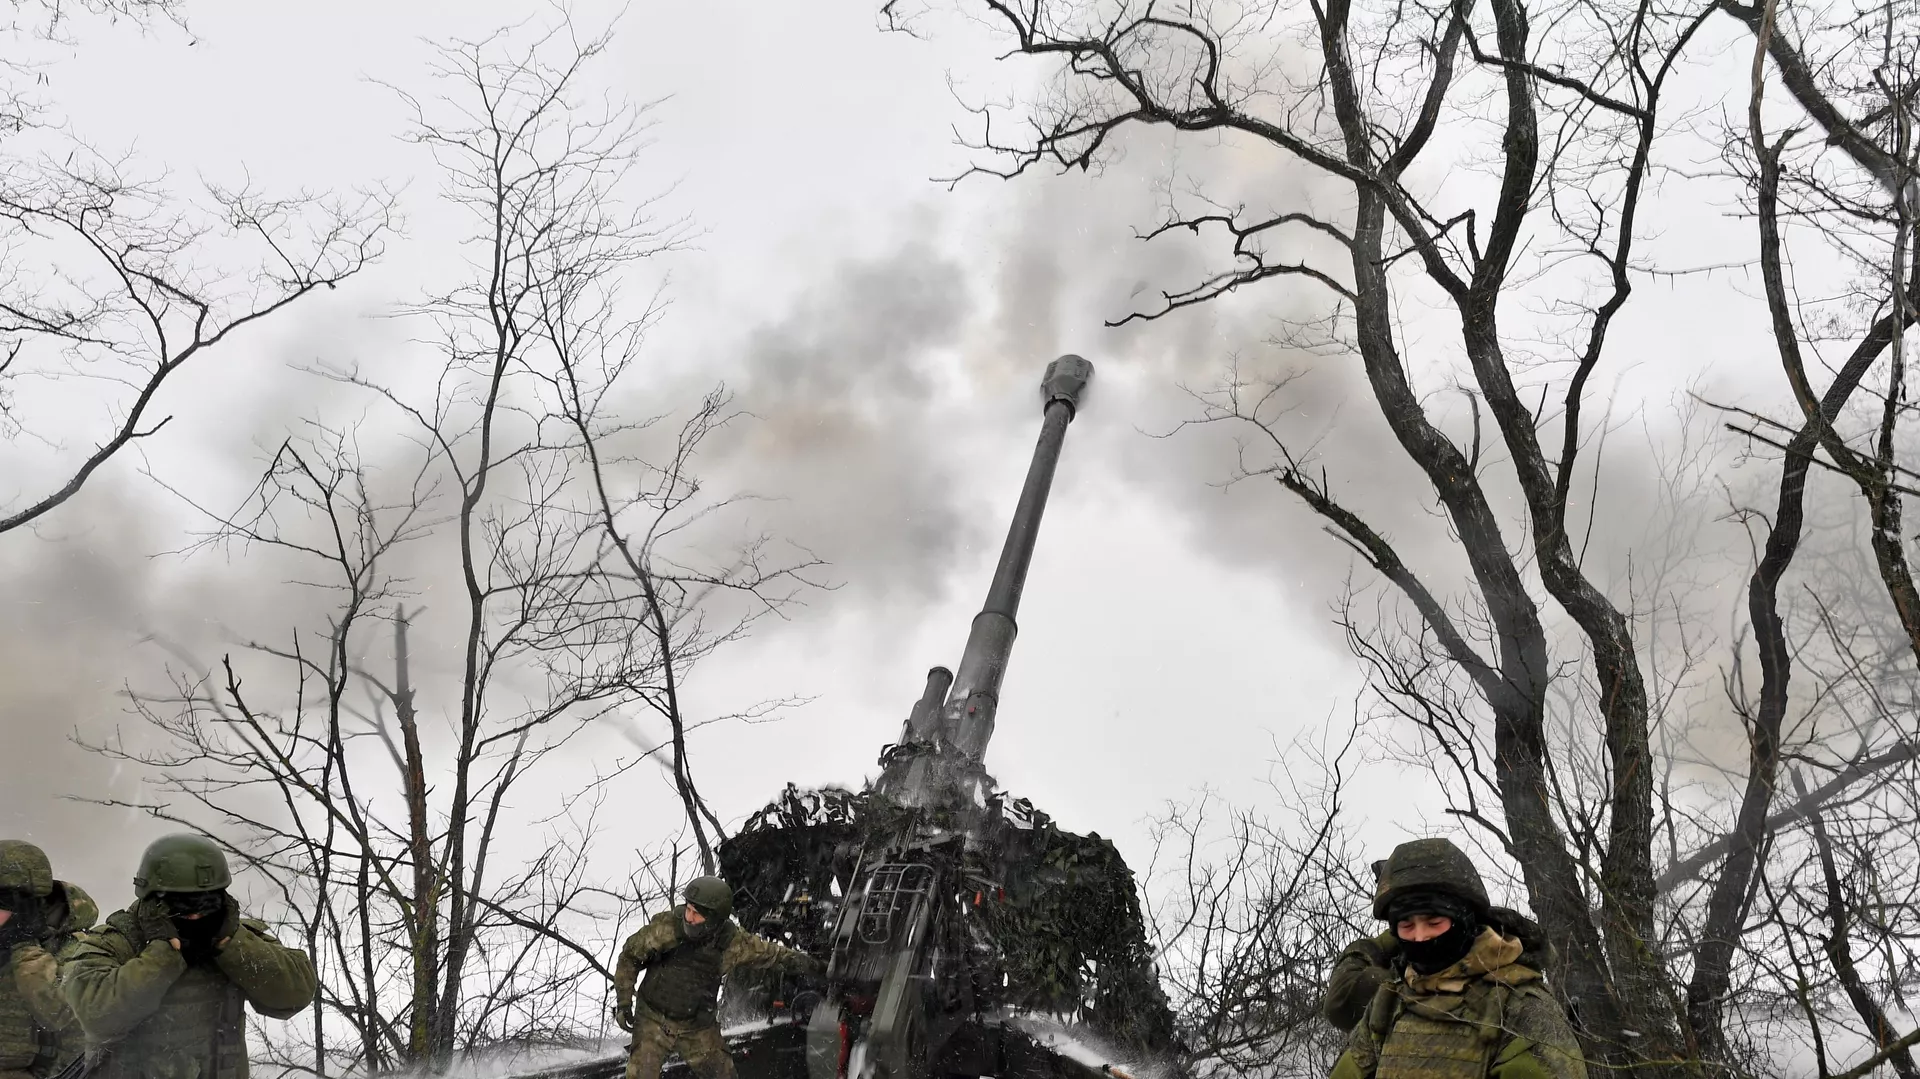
[395,607,441,1062]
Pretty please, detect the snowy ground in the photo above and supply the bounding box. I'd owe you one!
[422,1010,1178,1079]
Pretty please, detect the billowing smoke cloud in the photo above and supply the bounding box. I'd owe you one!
[696,236,993,613]
[942,124,1464,617]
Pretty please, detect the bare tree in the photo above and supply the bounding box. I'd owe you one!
[1142,725,1372,1079]
[76,11,818,1075]
[0,157,392,536]
[0,0,187,110]
[0,1,392,540]
[1689,0,1920,1069]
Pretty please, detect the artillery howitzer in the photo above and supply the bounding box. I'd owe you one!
[514,356,1177,1079]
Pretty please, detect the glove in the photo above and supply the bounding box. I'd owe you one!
[133,897,179,950]
[800,954,827,977]
[613,1000,635,1032]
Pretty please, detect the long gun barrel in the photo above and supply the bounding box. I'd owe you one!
[944,355,1093,760]
[878,355,1094,805]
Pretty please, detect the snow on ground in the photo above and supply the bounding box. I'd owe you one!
[1002,1013,1180,1079]
[431,1044,622,1079]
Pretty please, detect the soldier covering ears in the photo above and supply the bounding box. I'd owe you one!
[59,834,316,1079]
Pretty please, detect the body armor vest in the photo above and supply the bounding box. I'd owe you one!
[1363,977,1518,1079]
[88,912,251,1079]
[638,915,736,1023]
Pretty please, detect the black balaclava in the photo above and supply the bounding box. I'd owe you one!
[162,890,227,965]
[683,904,719,943]
[1387,890,1482,975]
[0,889,42,949]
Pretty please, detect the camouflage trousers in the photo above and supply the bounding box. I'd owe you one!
[625,1008,736,1079]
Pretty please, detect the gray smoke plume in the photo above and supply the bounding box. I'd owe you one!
[0,476,194,903]
[697,234,993,614]
[0,294,431,906]
[939,125,1460,617]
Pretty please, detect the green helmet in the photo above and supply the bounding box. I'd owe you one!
[684,876,733,921]
[1372,838,1490,920]
[0,841,53,897]
[132,833,232,897]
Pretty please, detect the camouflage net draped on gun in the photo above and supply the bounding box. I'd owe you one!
[718,784,1175,1056]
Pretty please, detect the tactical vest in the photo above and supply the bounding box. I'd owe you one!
[1360,977,1530,1079]
[638,916,736,1023]
[86,913,251,1079]
[0,965,57,1075]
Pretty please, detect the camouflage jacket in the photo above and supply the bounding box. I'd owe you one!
[59,906,315,1079]
[614,906,816,1023]
[1324,908,1556,1031]
[1328,929,1585,1079]
[1324,930,1400,1031]
[0,882,98,1079]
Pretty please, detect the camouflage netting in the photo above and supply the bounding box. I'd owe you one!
[717,784,1176,1056]
[980,821,1175,1051]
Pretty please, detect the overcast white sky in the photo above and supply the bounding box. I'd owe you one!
[0,0,1803,928]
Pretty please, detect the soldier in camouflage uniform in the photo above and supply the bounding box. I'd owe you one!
[59,834,316,1079]
[1325,862,1558,1032]
[613,876,824,1079]
[0,840,98,1079]
[1328,838,1585,1079]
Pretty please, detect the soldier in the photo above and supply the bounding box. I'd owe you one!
[0,840,97,1079]
[60,833,316,1079]
[613,876,824,1079]
[1324,861,1558,1032]
[1328,838,1585,1079]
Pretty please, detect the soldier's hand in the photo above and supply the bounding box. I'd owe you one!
[133,897,180,951]
[613,1001,635,1032]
